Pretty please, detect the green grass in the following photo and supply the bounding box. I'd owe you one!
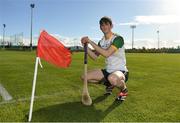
[0,50,180,122]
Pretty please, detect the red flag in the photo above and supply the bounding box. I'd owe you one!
[37,30,71,68]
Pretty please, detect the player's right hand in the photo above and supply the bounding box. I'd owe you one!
[81,36,89,46]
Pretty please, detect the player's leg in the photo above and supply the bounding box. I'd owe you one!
[108,71,128,101]
[81,69,104,84]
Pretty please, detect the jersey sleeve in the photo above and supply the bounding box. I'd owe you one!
[112,36,124,49]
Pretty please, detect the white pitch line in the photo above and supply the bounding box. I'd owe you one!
[0,91,76,105]
[0,83,13,101]
[0,87,83,106]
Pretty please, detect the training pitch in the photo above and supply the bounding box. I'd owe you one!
[0,50,179,122]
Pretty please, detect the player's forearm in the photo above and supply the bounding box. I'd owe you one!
[89,40,110,58]
[87,48,98,60]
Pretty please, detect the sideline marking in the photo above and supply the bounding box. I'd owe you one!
[0,83,13,101]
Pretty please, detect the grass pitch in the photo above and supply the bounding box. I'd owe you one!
[0,50,180,122]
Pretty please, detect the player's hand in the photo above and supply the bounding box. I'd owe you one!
[81,36,90,46]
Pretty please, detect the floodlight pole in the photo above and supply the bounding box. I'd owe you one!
[157,30,160,49]
[3,24,6,48]
[30,3,35,51]
[130,25,136,49]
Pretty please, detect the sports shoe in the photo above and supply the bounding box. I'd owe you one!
[116,88,128,101]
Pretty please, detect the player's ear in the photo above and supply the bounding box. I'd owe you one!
[111,24,113,29]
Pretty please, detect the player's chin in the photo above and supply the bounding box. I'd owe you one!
[102,30,109,34]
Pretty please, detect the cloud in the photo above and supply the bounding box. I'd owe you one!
[116,22,139,26]
[21,34,82,47]
[135,15,180,25]
[125,38,156,49]
[25,34,98,47]
[117,15,180,26]
[124,38,180,49]
[1,35,179,49]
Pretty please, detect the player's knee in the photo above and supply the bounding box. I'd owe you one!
[108,75,118,86]
[117,80,125,87]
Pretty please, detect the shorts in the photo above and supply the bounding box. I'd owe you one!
[100,69,129,86]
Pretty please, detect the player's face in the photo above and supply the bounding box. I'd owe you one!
[100,23,113,34]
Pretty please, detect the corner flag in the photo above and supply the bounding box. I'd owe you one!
[28,30,71,122]
[37,30,71,68]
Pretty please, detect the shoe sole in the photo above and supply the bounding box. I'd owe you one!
[116,96,126,101]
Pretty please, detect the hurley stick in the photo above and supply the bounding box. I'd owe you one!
[82,43,92,106]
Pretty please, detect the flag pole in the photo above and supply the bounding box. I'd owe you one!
[28,57,39,122]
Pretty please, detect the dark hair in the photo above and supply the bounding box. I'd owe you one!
[99,16,112,26]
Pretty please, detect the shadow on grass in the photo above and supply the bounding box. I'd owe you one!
[31,95,123,122]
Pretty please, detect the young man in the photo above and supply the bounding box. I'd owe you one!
[81,16,129,101]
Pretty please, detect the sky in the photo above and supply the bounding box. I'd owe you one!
[0,0,180,48]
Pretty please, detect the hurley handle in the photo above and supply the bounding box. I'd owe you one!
[84,43,88,64]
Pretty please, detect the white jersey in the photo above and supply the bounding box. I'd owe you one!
[98,34,128,73]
